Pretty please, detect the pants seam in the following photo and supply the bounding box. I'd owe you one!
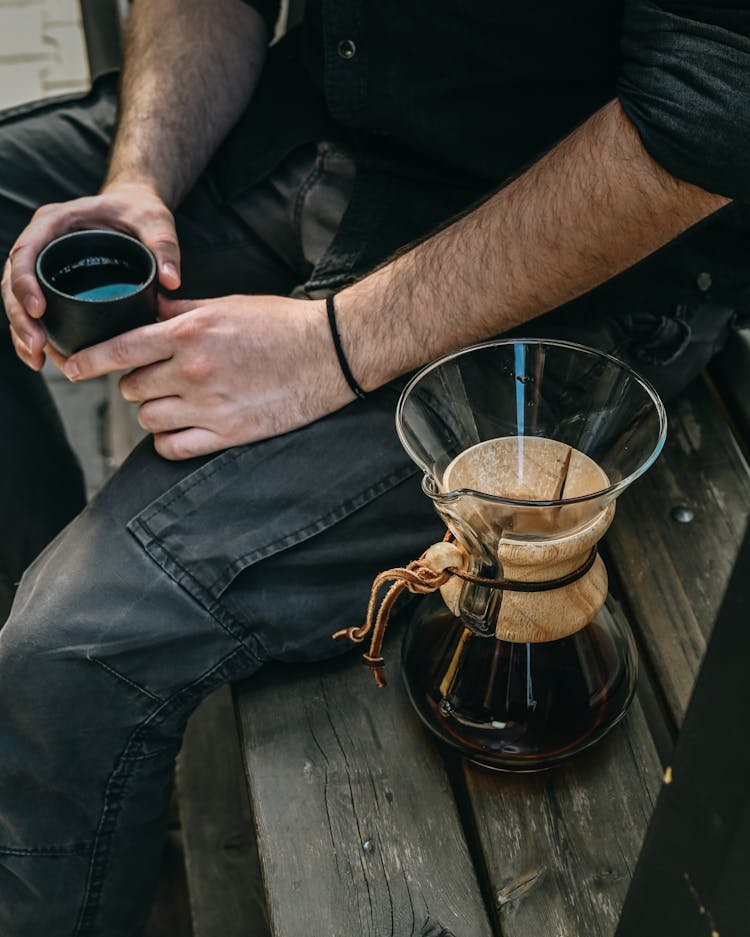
[217,464,417,592]
[89,656,164,703]
[131,458,417,601]
[72,643,259,935]
[135,447,245,522]
[127,524,269,654]
[0,843,92,857]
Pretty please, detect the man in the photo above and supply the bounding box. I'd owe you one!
[0,0,748,933]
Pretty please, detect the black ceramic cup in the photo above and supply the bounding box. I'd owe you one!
[36,230,158,356]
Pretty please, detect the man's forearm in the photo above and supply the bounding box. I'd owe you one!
[105,0,268,207]
[337,100,728,390]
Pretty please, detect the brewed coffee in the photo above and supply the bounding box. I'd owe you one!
[402,593,636,771]
[75,283,142,301]
[49,255,143,298]
[37,231,157,355]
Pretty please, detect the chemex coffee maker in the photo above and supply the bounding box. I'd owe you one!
[337,339,666,771]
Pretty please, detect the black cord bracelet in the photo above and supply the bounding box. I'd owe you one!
[326,294,366,400]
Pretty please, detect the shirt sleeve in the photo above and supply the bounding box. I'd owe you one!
[238,0,282,37]
[617,0,750,200]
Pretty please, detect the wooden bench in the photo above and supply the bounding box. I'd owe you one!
[175,332,750,937]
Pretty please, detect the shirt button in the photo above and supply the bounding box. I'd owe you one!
[337,39,357,59]
[696,271,712,292]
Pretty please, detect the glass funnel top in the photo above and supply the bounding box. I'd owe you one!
[396,339,666,539]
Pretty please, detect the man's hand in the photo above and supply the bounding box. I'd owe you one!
[62,295,355,460]
[1,182,181,372]
[2,0,268,374]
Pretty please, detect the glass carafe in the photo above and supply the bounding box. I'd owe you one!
[395,339,666,771]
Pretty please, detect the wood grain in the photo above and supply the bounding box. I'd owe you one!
[178,687,270,937]
[234,633,495,937]
[606,377,750,723]
[462,599,663,937]
[710,328,750,448]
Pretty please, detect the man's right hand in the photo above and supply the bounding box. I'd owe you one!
[1,181,182,371]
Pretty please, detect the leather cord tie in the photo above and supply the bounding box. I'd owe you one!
[332,534,598,688]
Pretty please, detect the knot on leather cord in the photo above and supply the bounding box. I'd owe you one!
[332,533,598,688]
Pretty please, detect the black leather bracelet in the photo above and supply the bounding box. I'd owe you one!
[325,294,366,400]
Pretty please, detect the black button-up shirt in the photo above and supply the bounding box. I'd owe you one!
[222,0,750,309]
[238,0,750,199]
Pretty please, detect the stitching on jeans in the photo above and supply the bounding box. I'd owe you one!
[127,522,266,649]
[0,843,92,857]
[89,657,164,703]
[130,466,418,664]
[130,531,276,660]
[72,725,147,934]
[136,448,246,524]
[132,462,417,601]
[122,749,170,763]
[129,531,277,660]
[73,646,260,934]
[72,643,259,935]
[215,464,417,593]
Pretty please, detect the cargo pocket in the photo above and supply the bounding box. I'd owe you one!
[617,302,737,400]
[623,305,692,367]
[126,387,418,625]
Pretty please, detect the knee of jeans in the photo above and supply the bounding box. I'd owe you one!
[0,603,107,727]
[0,562,158,734]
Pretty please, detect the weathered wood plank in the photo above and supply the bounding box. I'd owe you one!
[234,632,495,937]
[143,830,195,937]
[606,377,750,722]
[617,527,750,937]
[178,686,270,937]
[462,599,663,937]
[710,327,750,449]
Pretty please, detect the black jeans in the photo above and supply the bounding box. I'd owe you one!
[0,74,742,935]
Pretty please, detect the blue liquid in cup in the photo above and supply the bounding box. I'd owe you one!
[75,282,142,301]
